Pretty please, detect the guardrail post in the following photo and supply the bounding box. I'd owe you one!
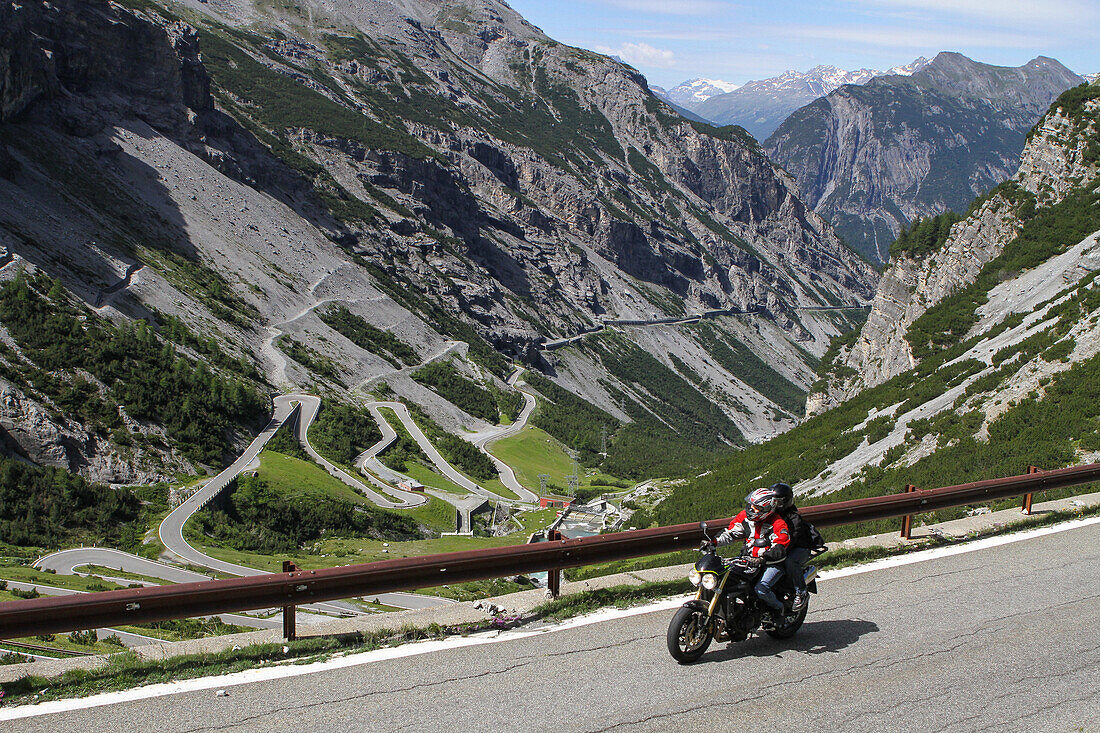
[900,484,918,539]
[1022,467,1040,514]
[282,560,297,641]
[547,529,562,598]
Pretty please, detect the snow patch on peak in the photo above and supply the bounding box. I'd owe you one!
[663,77,740,106]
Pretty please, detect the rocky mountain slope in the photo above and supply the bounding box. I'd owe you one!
[766,52,1083,265]
[0,0,875,485]
[647,81,1100,528]
[690,59,929,142]
[809,79,1100,411]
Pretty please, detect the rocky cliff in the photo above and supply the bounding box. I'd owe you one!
[766,52,1083,265]
[808,81,1100,414]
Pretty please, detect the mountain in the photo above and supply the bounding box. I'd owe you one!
[1086,73,1100,83]
[810,79,1100,410]
[690,59,929,141]
[657,78,740,107]
[766,52,1083,265]
[0,0,875,485]
[645,80,1100,533]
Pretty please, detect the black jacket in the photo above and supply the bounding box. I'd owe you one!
[780,507,813,549]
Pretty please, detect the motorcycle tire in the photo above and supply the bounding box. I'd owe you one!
[765,599,808,639]
[667,606,713,663]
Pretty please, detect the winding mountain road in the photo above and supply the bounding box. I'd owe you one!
[467,368,539,502]
[358,400,538,504]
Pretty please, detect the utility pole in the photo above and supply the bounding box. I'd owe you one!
[566,447,580,496]
[538,474,550,495]
[600,425,608,457]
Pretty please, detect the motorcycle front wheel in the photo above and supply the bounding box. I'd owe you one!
[667,606,713,663]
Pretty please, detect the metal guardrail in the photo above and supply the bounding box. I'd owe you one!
[1,463,1098,640]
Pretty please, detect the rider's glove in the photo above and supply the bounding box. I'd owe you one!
[744,555,764,569]
[715,529,734,546]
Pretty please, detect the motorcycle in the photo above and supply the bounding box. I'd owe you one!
[667,521,821,663]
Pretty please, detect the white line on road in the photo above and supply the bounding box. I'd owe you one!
[5,515,1097,721]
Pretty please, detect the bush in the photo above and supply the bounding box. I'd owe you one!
[413,361,499,423]
[320,306,419,366]
[0,274,267,465]
[308,401,382,466]
[889,211,964,258]
[0,454,140,548]
[68,630,99,646]
[525,372,620,465]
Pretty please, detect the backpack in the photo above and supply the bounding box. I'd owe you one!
[782,507,825,550]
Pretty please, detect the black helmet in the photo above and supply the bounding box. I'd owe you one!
[770,482,794,511]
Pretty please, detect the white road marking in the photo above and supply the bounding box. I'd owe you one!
[4,515,1097,720]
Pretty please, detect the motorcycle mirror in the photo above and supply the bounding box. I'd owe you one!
[699,521,710,538]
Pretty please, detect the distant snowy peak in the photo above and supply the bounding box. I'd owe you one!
[1086,72,1100,83]
[738,58,931,97]
[662,77,741,106]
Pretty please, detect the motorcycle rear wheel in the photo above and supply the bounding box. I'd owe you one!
[667,606,713,663]
[765,599,808,639]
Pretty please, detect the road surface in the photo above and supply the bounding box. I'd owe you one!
[10,519,1097,731]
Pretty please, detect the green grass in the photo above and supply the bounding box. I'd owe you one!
[187,503,558,571]
[402,462,469,496]
[405,495,458,534]
[253,451,369,505]
[70,566,165,585]
[487,426,576,490]
[0,631,127,657]
[487,426,628,496]
[479,477,521,501]
[0,566,127,592]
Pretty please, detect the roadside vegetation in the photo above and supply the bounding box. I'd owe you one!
[307,401,383,466]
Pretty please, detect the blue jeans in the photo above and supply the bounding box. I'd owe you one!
[785,547,811,594]
[755,566,785,612]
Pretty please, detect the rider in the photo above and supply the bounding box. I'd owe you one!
[770,482,812,612]
[716,486,790,623]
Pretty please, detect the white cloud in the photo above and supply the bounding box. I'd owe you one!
[595,41,678,68]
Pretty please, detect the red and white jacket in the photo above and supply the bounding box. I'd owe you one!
[717,510,791,563]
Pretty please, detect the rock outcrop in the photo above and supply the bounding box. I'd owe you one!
[767,52,1083,264]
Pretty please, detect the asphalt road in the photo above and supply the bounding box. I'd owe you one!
[12,521,1098,732]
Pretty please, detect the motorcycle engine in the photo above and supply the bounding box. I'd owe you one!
[727,600,760,642]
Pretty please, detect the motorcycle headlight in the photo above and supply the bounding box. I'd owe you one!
[701,573,718,590]
[688,569,701,586]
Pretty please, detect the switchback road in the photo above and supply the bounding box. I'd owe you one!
[10,519,1098,732]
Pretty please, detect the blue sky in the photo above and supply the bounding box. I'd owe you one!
[506,0,1100,89]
